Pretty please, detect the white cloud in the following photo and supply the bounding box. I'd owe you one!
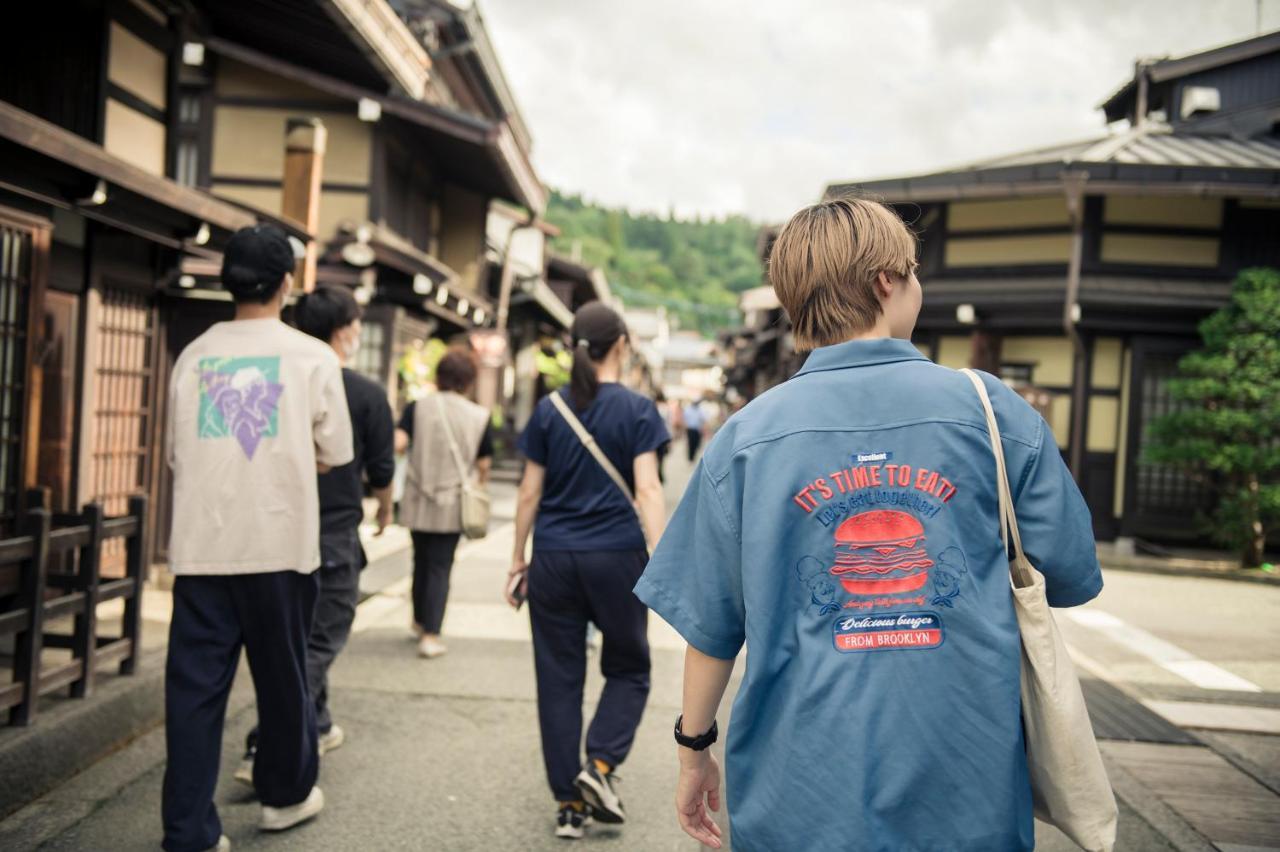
[478,0,1277,220]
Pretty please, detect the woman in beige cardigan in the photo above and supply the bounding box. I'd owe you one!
[395,348,493,658]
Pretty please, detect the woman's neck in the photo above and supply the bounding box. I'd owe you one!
[595,358,622,384]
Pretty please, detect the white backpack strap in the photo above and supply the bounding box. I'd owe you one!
[433,392,472,487]
[549,391,635,504]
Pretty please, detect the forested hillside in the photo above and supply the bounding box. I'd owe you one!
[544,190,763,336]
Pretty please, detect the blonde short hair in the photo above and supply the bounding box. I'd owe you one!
[768,197,918,351]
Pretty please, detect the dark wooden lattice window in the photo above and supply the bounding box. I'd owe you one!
[89,288,155,575]
[0,223,32,538]
[1133,355,1210,517]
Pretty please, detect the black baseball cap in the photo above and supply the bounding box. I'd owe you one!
[221,224,302,302]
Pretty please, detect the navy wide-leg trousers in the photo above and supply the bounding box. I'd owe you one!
[161,570,319,852]
[528,549,651,802]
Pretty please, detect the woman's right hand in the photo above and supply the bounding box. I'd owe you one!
[505,559,528,608]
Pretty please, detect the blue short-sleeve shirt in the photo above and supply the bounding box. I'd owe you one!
[635,337,1102,852]
[519,384,670,551]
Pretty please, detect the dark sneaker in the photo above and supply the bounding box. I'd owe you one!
[555,805,587,839]
[575,763,625,824]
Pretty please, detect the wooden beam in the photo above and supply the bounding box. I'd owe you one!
[282,118,327,292]
[0,102,253,233]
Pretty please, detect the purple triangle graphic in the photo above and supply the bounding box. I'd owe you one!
[203,371,284,459]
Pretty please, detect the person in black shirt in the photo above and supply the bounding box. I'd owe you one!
[238,285,395,782]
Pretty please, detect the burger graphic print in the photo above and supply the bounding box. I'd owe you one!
[829,510,934,596]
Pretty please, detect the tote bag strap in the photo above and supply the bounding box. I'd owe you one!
[960,369,1032,586]
[432,392,472,487]
[549,391,636,505]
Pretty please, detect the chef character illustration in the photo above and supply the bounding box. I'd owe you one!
[795,556,840,615]
[828,510,934,596]
[930,546,969,608]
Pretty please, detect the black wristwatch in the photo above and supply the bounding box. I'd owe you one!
[674,716,718,751]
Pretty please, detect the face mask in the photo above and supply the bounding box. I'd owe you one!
[342,326,361,361]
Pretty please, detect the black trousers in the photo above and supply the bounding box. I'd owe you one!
[686,427,703,462]
[528,549,651,802]
[307,557,360,733]
[411,531,461,634]
[162,571,319,852]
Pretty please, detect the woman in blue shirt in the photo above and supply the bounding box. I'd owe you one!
[636,198,1103,851]
[507,302,670,840]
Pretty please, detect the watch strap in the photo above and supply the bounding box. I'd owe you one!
[674,715,718,751]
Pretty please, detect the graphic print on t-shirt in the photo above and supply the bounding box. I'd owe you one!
[789,450,971,653]
[198,356,284,459]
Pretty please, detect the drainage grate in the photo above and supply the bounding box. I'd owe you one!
[1081,677,1197,744]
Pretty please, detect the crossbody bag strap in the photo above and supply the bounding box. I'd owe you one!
[432,392,472,487]
[549,391,636,504]
[960,369,1030,585]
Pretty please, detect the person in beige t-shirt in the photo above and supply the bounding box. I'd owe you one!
[161,226,352,852]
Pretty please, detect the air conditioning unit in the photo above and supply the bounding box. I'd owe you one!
[1181,86,1221,120]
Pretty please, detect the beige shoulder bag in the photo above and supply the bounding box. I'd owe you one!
[434,393,490,540]
[548,392,641,521]
[961,369,1117,852]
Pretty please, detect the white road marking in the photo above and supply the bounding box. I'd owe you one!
[1063,608,1262,693]
[1142,700,1280,735]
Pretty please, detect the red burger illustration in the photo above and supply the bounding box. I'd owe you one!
[829,510,934,596]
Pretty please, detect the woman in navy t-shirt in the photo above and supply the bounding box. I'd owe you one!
[507,302,670,840]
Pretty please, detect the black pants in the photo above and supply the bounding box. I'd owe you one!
[307,557,360,733]
[686,427,703,462]
[162,571,319,852]
[411,531,461,634]
[528,549,651,802]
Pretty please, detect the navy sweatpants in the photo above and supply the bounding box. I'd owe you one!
[162,571,319,852]
[528,549,651,802]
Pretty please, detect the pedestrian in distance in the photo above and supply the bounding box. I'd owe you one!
[506,302,670,840]
[397,347,494,659]
[636,197,1105,851]
[162,226,354,852]
[235,284,396,784]
[682,396,707,462]
[654,390,672,483]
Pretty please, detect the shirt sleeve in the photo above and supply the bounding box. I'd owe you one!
[363,386,396,489]
[1011,417,1103,607]
[313,360,354,468]
[397,402,416,442]
[633,399,671,457]
[476,423,495,460]
[518,399,549,465]
[634,460,745,659]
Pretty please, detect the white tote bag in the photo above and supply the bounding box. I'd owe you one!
[962,369,1118,852]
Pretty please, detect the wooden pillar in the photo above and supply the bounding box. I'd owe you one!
[282,118,327,293]
[70,503,103,699]
[11,505,49,725]
[969,330,1002,375]
[1063,172,1088,479]
[120,494,149,675]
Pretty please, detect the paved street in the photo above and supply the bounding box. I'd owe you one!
[2,440,1278,850]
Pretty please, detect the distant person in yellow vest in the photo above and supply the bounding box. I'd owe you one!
[396,348,493,659]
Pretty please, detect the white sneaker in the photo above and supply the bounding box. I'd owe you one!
[260,786,324,831]
[233,756,254,786]
[417,636,448,658]
[204,835,231,852]
[319,724,345,756]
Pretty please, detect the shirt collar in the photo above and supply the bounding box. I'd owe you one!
[794,337,928,377]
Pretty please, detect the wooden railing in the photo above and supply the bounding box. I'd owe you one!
[0,494,149,726]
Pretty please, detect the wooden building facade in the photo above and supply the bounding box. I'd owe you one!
[732,32,1280,545]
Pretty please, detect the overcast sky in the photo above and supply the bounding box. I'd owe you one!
[477,0,1278,222]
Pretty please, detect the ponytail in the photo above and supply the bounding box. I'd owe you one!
[570,340,600,411]
[567,301,629,411]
